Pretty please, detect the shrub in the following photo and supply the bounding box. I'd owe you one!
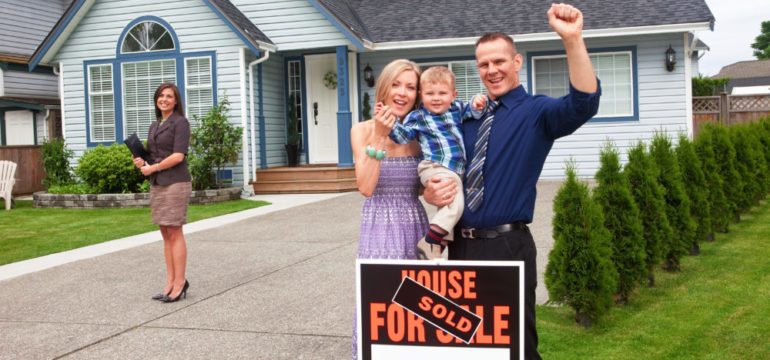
[546,163,617,328]
[732,126,765,207]
[47,183,96,194]
[694,130,731,233]
[41,138,74,187]
[692,74,729,96]
[75,144,145,193]
[190,97,242,190]
[593,143,646,304]
[708,124,742,222]
[624,142,672,286]
[677,134,713,245]
[746,123,769,199]
[650,132,697,270]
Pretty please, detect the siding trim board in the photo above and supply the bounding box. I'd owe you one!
[83,50,217,147]
[526,46,639,122]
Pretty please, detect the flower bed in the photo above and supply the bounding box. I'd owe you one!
[33,187,241,208]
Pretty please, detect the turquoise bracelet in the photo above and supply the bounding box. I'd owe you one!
[365,145,387,160]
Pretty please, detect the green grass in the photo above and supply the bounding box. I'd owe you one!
[538,200,770,359]
[0,199,269,265]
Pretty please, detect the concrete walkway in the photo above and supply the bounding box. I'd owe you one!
[0,182,560,359]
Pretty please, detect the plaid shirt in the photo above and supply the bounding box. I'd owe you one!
[389,100,482,175]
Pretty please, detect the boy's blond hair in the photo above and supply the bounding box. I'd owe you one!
[420,66,456,89]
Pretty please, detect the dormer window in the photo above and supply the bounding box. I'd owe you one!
[121,21,175,53]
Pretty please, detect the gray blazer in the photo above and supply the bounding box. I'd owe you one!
[147,112,192,186]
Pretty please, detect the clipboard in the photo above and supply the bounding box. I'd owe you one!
[124,132,151,162]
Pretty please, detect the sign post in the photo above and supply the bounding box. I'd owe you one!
[356,259,524,360]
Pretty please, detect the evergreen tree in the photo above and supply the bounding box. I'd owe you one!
[546,163,618,327]
[747,123,769,199]
[709,124,743,222]
[593,143,646,304]
[676,134,712,247]
[625,142,672,286]
[729,127,755,213]
[751,20,770,59]
[650,132,697,270]
[694,130,730,234]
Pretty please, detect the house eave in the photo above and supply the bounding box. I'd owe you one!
[369,22,714,51]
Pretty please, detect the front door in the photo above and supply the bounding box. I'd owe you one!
[305,54,339,164]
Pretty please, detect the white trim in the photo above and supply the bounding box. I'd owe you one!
[119,20,176,54]
[531,50,635,118]
[0,66,4,97]
[239,48,250,191]
[86,63,115,142]
[184,55,214,122]
[369,22,713,50]
[55,63,66,140]
[684,33,694,138]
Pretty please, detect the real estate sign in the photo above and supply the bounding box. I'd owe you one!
[356,259,524,360]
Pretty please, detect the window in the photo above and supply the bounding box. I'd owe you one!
[88,64,115,142]
[186,57,213,122]
[531,51,634,118]
[417,60,484,103]
[121,21,175,53]
[287,60,303,147]
[122,59,176,138]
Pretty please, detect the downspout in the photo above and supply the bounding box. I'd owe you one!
[239,48,252,197]
[52,62,66,140]
[248,50,270,183]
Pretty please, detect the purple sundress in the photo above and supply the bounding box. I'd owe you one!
[353,156,429,359]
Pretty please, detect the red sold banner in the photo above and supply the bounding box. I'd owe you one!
[356,259,524,360]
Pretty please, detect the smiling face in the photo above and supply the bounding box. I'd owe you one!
[384,70,419,118]
[156,88,177,118]
[475,38,523,99]
[420,81,457,115]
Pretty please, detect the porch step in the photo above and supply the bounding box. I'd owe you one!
[252,165,357,194]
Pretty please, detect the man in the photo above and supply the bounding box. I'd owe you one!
[424,4,600,359]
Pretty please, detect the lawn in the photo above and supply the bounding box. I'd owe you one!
[0,199,269,265]
[537,200,770,359]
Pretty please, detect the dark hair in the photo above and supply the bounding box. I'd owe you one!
[153,82,184,120]
[475,32,517,55]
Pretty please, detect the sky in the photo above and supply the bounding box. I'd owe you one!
[696,0,770,76]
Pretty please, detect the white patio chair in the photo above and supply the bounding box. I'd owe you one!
[0,160,17,210]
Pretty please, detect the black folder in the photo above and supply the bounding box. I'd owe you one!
[124,132,150,162]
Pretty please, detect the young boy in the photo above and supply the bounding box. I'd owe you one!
[386,66,486,260]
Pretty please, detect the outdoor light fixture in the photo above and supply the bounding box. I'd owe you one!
[363,64,375,87]
[665,45,677,72]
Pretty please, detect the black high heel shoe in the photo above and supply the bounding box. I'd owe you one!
[151,289,171,301]
[161,280,189,303]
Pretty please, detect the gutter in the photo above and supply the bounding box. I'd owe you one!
[248,50,270,184]
[52,63,66,140]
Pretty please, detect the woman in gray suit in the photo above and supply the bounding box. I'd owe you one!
[133,82,192,303]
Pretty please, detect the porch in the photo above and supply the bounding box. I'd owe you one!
[251,164,356,194]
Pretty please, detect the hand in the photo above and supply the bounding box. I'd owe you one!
[472,94,487,111]
[547,3,583,40]
[133,157,145,169]
[373,103,397,138]
[140,164,154,176]
[423,176,458,207]
[374,102,384,116]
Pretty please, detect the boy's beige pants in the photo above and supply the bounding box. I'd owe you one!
[417,160,464,241]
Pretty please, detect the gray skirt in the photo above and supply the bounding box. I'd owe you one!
[150,181,192,226]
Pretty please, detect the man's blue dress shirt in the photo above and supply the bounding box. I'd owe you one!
[460,82,601,228]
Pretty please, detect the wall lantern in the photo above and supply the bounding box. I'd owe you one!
[363,64,375,87]
[665,45,677,72]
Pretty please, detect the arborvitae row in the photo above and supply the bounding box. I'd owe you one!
[676,134,712,247]
[733,126,767,206]
[623,142,672,286]
[547,163,617,328]
[747,123,769,199]
[708,124,743,223]
[593,143,646,304]
[650,133,696,271]
[694,130,730,233]
[729,127,755,213]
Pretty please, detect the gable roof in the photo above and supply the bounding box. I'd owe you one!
[0,0,71,64]
[714,59,770,79]
[316,0,714,47]
[29,0,275,70]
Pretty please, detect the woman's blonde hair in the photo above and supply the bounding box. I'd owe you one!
[374,59,421,107]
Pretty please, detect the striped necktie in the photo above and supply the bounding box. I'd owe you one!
[465,99,499,212]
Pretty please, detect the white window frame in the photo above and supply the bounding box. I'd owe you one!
[120,20,176,54]
[184,56,214,123]
[287,59,303,144]
[531,50,634,118]
[121,58,177,139]
[417,60,485,103]
[87,63,115,142]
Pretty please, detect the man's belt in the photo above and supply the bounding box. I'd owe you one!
[460,222,528,239]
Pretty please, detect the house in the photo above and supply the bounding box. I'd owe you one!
[0,0,70,146]
[29,0,714,193]
[713,59,770,95]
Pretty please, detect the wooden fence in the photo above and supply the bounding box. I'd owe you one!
[0,145,45,195]
[693,94,770,136]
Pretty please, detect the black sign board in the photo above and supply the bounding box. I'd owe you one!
[356,259,524,360]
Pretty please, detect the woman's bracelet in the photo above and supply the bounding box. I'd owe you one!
[365,145,387,161]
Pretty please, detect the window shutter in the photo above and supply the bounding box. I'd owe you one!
[450,62,484,102]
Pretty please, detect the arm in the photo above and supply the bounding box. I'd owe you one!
[423,176,459,207]
[547,3,597,93]
[389,111,420,144]
[352,106,397,197]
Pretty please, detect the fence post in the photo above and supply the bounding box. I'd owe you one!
[719,92,729,125]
